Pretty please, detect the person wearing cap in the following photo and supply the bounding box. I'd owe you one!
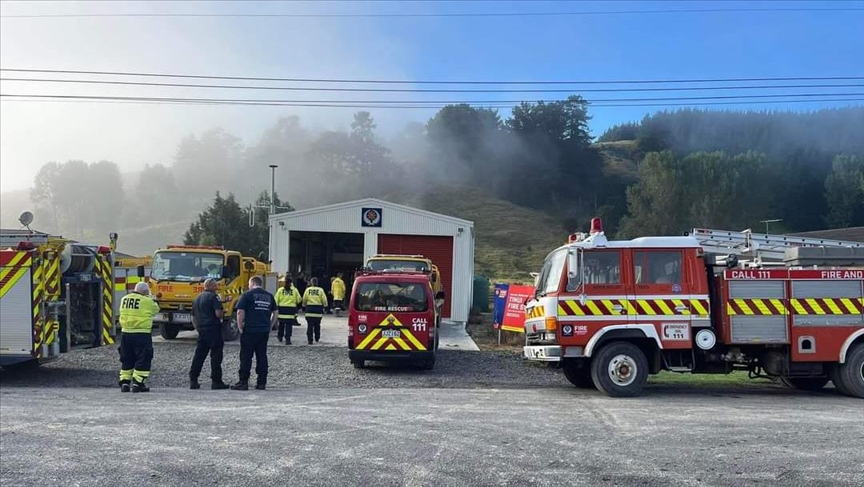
[118,282,160,393]
[189,278,229,390]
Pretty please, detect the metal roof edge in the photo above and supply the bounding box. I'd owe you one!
[269,197,474,227]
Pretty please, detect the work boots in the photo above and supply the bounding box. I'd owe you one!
[211,381,229,390]
[230,381,249,391]
[190,379,201,390]
[119,380,131,393]
[131,381,150,393]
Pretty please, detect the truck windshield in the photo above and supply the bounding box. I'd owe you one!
[367,260,429,272]
[354,282,428,312]
[151,252,224,282]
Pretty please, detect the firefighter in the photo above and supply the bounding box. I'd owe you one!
[275,276,301,344]
[118,282,160,393]
[189,278,229,390]
[231,276,277,391]
[302,277,328,345]
[331,272,347,317]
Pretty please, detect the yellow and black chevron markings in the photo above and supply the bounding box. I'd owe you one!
[558,298,710,317]
[727,298,864,316]
[526,306,545,319]
[354,314,427,351]
[96,257,115,345]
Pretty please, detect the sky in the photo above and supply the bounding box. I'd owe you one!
[1,0,863,192]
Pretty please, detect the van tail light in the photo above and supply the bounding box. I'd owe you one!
[348,322,354,338]
[545,316,558,332]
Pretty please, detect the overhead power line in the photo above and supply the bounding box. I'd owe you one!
[3,68,863,86]
[3,7,862,18]
[2,96,862,110]
[3,93,862,105]
[3,77,861,94]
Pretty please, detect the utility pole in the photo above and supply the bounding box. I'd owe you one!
[760,218,783,234]
[269,164,278,215]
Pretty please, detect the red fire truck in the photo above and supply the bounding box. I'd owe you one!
[523,219,864,398]
[347,269,444,370]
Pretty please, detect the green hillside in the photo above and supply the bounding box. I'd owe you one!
[382,187,567,283]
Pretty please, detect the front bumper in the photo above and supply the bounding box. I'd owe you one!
[349,350,434,363]
[523,345,562,362]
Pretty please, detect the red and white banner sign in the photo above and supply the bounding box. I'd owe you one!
[501,285,534,333]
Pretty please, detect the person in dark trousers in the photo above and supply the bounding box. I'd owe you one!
[231,276,277,391]
[189,278,229,390]
[118,282,160,393]
[302,277,328,345]
[295,273,308,317]
[274,276,301,344]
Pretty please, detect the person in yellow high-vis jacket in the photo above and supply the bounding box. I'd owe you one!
[118,282,160,393]
[302,277,328,345]
[275,276,301,345]
[331,273,347,317]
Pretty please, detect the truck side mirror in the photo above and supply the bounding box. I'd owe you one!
[136,265,145,278]
[244,261,254,271]
[222,265,232,278]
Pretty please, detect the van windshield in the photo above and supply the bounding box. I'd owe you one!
[354,282,428,312]
[367,260,429,272]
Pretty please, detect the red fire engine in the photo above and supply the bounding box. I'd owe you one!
[523,218,864,398]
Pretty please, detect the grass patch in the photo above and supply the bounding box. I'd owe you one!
[649,370,774,387]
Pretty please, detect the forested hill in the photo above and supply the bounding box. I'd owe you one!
[599,107,864,160]
[595,107,864,236]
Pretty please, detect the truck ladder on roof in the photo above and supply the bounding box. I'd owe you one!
[687,228,864,262]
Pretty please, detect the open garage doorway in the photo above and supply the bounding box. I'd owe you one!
[288,232,365,283]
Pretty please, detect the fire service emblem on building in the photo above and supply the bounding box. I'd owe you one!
[361,207,383,227]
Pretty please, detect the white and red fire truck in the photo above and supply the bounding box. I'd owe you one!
[0,229,117,367]
[523,218,864,398]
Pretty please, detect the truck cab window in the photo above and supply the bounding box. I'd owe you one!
[537,250,567,296]
[227,255,241,279]
[583,251,621,284]
[634,251,682,285]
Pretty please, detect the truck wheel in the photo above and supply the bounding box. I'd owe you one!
[830,366,852,395]
[590,342,648,398]
[222,316,240,342]
[835,344,864,399]
[562,360,594,389]
[422,355,436,370]
[780,377,829,391]
[159,323,180,340]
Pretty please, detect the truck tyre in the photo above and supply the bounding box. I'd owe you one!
[830,366,852,395]
[835,344,864,399]
[222,316,240,342]
[562,360,594,389]
[159,323,180,340]
[590,342,649,398]
[780,377,829,391]
[422,355,435,370]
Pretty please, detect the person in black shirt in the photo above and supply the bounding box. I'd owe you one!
[231,276,277,391]
[189,279,229,390]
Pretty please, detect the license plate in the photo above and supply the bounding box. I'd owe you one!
[173,313,191,324]
[382,329,401,338]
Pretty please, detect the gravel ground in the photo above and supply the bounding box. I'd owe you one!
[2,386,863,487]
[0,338,567,390]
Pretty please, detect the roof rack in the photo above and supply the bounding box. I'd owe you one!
[687,227,864,263]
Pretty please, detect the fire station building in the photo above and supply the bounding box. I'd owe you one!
[268,198,475,323]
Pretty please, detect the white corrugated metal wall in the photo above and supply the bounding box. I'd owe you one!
[269,199,475,322]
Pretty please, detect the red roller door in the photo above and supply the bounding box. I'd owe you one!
[377,234,454,318]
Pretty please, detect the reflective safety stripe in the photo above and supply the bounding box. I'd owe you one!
[788,298,863,315]
[526,306,544,319]
[278,305,297,319]
[557,298,710,317]
[353,313,427,351]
